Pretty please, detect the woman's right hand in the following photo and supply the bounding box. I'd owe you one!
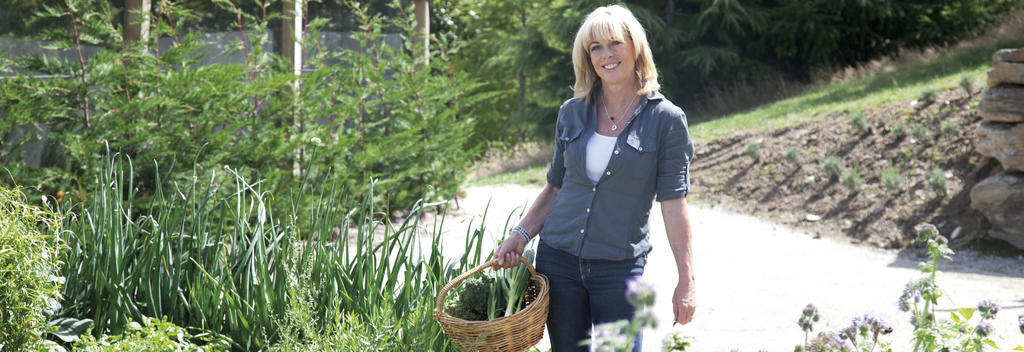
[494,233,527,268]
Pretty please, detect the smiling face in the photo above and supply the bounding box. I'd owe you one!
[571,5,659,102]
[589,36,637,88]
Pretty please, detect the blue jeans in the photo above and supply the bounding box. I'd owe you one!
[536,240,646,352]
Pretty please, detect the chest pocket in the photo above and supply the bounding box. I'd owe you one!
[558,124,584,170]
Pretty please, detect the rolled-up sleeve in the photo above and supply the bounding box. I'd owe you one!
[655,108,694,201]
[546,107,567,189]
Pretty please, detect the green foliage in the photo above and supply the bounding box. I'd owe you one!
[74,317,230,352]
[911,125,930,142]
[0,187,63,351]
[662,331,694,352]
[2,0,478,213]
[841,168,861,191]
[437,0,1017,142]
[880,166,903,191]
[744,142,761,159]
[891,120,908,138]
[849,111,869,134]
[783,147,800,163]
[920,88,937,103]
[959,76,974,96]
[903,225,1002,352]
[940,120,959,136]
[822,156,843,180]
[926,168,947,193]
[446,276,502,321]
[56,151,491,350]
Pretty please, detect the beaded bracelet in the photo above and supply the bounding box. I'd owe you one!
[512,225,531,243]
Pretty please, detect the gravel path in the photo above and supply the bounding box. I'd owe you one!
[429,184,1024,351]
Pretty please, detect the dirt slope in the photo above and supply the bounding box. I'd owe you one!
[688,87,1017,254]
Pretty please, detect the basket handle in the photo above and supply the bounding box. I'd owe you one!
[435,257,538,313]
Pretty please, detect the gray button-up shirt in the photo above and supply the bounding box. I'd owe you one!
[540,91,694,261]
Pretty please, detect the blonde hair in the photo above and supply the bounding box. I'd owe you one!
[571,5,660,102]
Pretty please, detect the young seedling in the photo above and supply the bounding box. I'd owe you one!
[822,156,843,181]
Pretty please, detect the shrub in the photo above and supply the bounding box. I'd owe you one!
[849,111,869,134]
[841,168,862,191]
[821,156,843,180]
[920,88,936,103]
[940,120,959,136]
[0,188,63,351]
[784,147,800,163]
[744,142,761,159]
[911,124,930,142]
[880,166,902,191]
[926,167,947,193]
[959,76,973,96]
[3,0,479,213]
[74,317,230,352]
[891,120,908,137]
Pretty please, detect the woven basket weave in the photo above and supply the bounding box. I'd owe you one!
[434,257,550,352]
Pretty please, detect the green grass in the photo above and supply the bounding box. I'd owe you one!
[470,164,549,187]
[690,37,1024,141]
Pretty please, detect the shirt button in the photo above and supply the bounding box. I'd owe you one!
[605,171,611,176]
[579,229,584,233]
[586,208,590,212]
[614,149,620,155]
[638,147,643,152]
[592,187,597,192]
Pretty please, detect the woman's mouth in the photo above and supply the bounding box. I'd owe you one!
[602,62,620,70]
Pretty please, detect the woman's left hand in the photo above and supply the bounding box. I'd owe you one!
[673,280,696,325]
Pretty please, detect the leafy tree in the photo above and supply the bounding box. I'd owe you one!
[1,0,480,213]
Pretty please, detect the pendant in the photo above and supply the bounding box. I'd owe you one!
[611,124,618,131]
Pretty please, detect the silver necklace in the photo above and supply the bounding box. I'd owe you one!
[602,93,638,131]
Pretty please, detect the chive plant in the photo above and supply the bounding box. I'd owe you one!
[57,150,490,350]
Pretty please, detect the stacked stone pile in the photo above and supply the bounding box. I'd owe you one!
[971,48,1024,250]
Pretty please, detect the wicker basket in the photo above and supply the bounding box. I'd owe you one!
[434,257,550,352]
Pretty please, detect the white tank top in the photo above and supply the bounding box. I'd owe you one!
[586,132,617,185]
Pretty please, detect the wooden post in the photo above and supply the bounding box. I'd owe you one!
[282,1,306,177]
[281,0,303,77]
[413,0,429,68]
[124,0,151,42]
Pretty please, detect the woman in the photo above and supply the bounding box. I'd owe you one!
[493,4,696,351]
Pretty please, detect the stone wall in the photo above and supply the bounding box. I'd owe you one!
[971,48,1024,249]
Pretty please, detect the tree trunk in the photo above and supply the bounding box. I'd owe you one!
[125,0,151,42]
[414,0,430,69]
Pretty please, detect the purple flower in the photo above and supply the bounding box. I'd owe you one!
[975,321,993,337]
[589,321,629,351]
[799,304,820,332]
[625,277,655,307]
[977,299,1000,320]
[872,317,893,335]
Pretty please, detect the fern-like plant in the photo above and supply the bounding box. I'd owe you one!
[880,166,902,191]
[959,76,973,96]
[940,120,958,136]
[911,125,930,142]
[744,142,761,159]
[841,168,862,191]
[783,147,800,163]
[849,111,869,134]
[822,156,843,181]
[926,168,947,193]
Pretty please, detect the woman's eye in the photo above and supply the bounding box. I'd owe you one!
[611,41,622,46]
[590,45,601,51]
